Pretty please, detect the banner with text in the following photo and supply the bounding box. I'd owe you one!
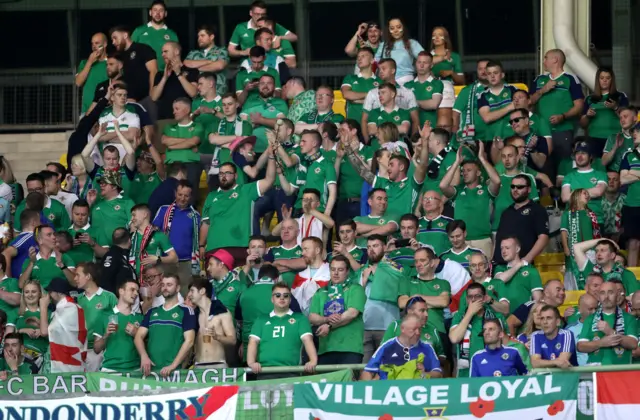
[0,368,245,396]
[294,374,579,419]
[0,385,239,419]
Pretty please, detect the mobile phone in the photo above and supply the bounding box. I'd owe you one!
[75,232,83,239]
[254,257,262,264]
[395,238,411,248]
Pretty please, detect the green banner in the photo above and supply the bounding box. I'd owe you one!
[0,368,244,396]
[294,374,580,419]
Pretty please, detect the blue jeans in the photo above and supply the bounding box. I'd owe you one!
[253,188,295,235]
[336,199,361,226]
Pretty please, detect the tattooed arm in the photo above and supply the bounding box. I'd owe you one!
[346,142,375,184]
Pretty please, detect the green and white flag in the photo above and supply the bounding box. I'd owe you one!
[294,374,579,419]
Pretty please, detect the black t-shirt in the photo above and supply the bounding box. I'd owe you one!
[493,200,549,265]
[100,245,138,294]
[121,43,157,101]
[153,66,199,120]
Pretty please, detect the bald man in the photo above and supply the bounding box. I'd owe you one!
[151,41,199,121]
[507,279,565,336]
[566,293,598,366]
[631,291,640,361]
[75,33,109,114]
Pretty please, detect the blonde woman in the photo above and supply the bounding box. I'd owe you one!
[516,302,543,349]
[430,26,465,131]
[15,280,50,371]
[0,156,22,206]
[561,189,599,289]
[372,122,411,158]
[65,154,94,200]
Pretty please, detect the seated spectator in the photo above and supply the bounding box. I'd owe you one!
[295,86,344,133]
[386,214,420,275]
[470,319,528,377]
[507,279,565,337]
[530,305,577,369]
[0,333,39,378]
[19,226,76,290]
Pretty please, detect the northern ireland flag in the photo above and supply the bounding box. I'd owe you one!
[292,262,331,314]
[596,371,640,419]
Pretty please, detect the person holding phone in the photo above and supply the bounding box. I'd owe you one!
[386,214,420,276]
[75,33,108,114]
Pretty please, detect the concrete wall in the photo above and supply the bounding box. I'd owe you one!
[0,131,70,184]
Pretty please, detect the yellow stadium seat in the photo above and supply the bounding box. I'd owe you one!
[541,271,564,285]
[59,154,68,168]
[564,290,585,307]
[333,90,346,117]
[627,267,640,280]
[535,252,565,267]
[334,90,344,101]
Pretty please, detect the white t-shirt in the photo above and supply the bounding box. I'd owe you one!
[50,191,79,217]
[296,214,325,246]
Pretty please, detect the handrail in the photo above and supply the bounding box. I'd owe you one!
[252,363,366,373]
[531,363,640,374]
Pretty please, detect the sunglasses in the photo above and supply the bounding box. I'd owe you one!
[511,184,527,190]
[273,293,291,299]
[509,117,526,125]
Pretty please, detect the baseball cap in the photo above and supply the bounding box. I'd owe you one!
[574,141,591,154]
[209,249,235,271]
[45,277,72,295]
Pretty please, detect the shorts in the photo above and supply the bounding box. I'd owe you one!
[622,206,640,239]
[440,80,455,108]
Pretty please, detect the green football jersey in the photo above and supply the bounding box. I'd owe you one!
[14,198,70,232]
[353,214,398,247]
[382,319,444,357]
[0,359,33,375]
[129,172,162,206]
[562,169,608,223]
[240,97,289,153]
[621,151,640,207]
[341,73,381,124]
[309,283,366,355]
[130,230,174,276]
[21,253,75,289]
[192,95,222,154]
[235,67,281,103]
[372,174,422,217]
[185,47,229,95]
[229,21,289,51]
[495,113,552,140]
[451,309,507,359]
[209,115,254,166]
[238,280,277,361]
[77,288,118,349]
[94,307,144,372]
[453,82,490,142]
[493,263,543,313]
[585,93,625,139]
[421,149,457,195]
[131,23,179,71]
[202,182,261,251]
[299,110,344,125]
[398,276,451,333]
[66,224,96,265]
[416,215,452,256]
[267,245,302,287]
[211,271,246,317]
[579,261,639,296]
[431,51,463,83]
[163,121,204,164]
[367,106,411,127]
[477,84,518,138]
[338,143,375,200]
[294,155,337,212]
[439,246,483,269]
[387,247,417,276]
[142,303,197,369]
[90,195,135,247]
[579,311,638,365]
[89,166,134,200]
[452,184,493,240]
[77,59,108,113]
[250,310,312,367]
[532,72,584,132]
[603,132,633,172]
[0,276,20,326]
[405,76,444,127]
[457,278,509,314]
[15,309,51,355]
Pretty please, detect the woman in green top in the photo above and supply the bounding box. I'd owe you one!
[15,281,50,365]
[580,68,629,157]
[430,26,465,132]
[561,189,598,288]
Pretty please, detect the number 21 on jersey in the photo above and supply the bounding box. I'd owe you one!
[273,326,286,338]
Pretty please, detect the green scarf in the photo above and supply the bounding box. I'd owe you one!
[459,305,498,363]
[327,282,345,299]
[591,304,625,335]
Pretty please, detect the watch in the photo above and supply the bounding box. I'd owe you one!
[156,256,161,265]
[57,262,67,270]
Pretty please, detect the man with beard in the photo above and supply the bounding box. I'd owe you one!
[185,25,229,95]
[355,234,407,362]
[561,140,608,225]
[93,280,143,372]
[129,204,178,279]
[236,47,281,106]
[291,237,331,315]
[453,59,489,143]
[135,274,196,377]
[132,1,179,72]
[188,276,235,368]
[239,74,288,154]
[200,149,276,262]
[578,281,638,365]
[109,26,157,112]
[493,175,549,265]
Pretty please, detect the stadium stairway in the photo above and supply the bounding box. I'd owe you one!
[0,131,70,184]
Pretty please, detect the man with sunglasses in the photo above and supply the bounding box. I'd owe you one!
[493,175,549,265]
[247,283,317,379]
[501,108,550,171]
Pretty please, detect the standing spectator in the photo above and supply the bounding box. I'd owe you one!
[161,98,203,204]
[578,281,638,365]
[561,189,598,284]
[602,108,637,172]
[257,16,298,68]
[41,170,77,218]
[89,171,135,248]
[2,210,39,278]
[236,47,281,106]
[366,83,411,138]
[19,226,76,290]
[309,255,366,365]
[129,204,178,278]
[200,156,276,262]
[375,17,424,85]
[41,277,87,373]
[330,219,367,272]
[151,43,198,121]
[184,25,229,95]
[354,189,398,247]
[430,26,465,131]
[93,279,142,373]
[228,1,297,58]
[129,145,165,206]
[344,21,382,59]
[561,140,607,225]
[95,84,140,163]
[601,171,625,241]
[134,273,196,377]
[87,54,124,113]
[457,252,510,316]
[265,219,302,286]
[0,255,20,332]
[132,1,179,72]
[191,72,222,143]
[494,237,543,312]
[274,189,333,247]
[247,283,317,379]
[361,314,442,380]
[294,131,338,215]
[153,181,201,295]
[449,283,508,377]
[565,293,598,366]
[620,133,640,266]
[477,61,518,139]
[283,76,316,125]
[439,220,483,269]
[13,173,70,232]
[530,49,585,177]
[110,26,158,115]
[0,156,21,207]
[15,281,49,368]
[188,276,235,368]
[453,59,489,142]
[530,305,577,368]
[206,249,245,318]
[76,262,118,372]
[493,175,549,265]
[440,143,500,257]
[240,28,290,83]
[405,52,443,128]
[236,235,269,285]
[470,319,528,377]
[415,191,453,256]
[507,279,565,337]
[148,163,187,216]
[75,33,108,115]
[417,127,456,196]
[498,108,551,172]
[291,237,331,315]
[341,48,380,125]
[581,67,629,157]
[385,214,420,275]
[99,228,137,294]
